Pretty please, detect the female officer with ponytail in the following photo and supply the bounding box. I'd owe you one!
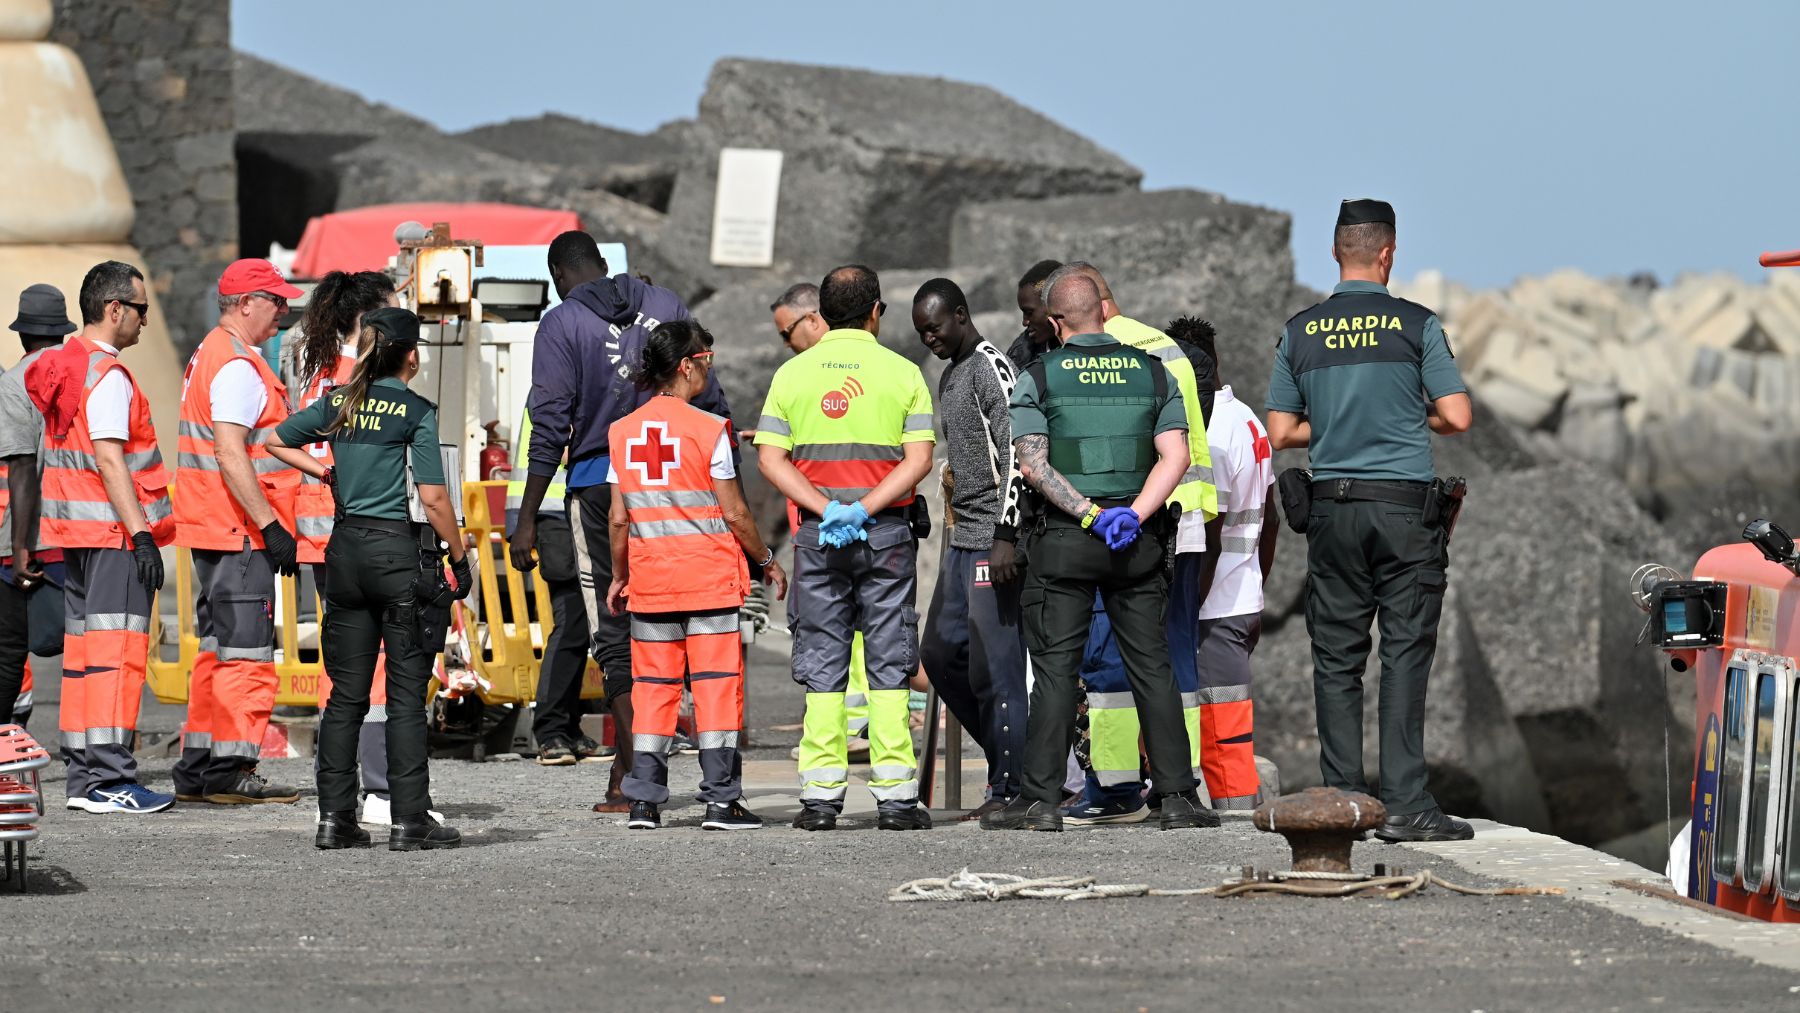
[606,320,785,830]
[271,307,472,851]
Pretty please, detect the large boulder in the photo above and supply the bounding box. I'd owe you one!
[662,59,1141,293]
[455,113,683,213]
[951,188,1298,412]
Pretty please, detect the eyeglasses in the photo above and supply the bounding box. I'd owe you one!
[872,300,888,318]
[778,312,814,345]
[115,299,149,321]
[248,291,289,313]
[687,350,715,367]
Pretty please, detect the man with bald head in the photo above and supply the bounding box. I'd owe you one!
[981,271,1214,832]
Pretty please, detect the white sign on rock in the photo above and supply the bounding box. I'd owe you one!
[709,148,783,268]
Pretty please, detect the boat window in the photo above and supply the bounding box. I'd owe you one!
[1743,666,1782,889]
[1783,680,1800,897]
[1714,664,1748,884]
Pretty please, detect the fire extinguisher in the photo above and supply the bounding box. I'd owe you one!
[480,421,510,481]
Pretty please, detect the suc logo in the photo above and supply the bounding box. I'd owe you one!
[821,376,864,419]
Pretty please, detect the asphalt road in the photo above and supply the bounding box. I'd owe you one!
[3,643,1794,1012]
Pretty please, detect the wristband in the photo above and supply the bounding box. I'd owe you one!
[1079,504,1101,529]
[756,547,774,567]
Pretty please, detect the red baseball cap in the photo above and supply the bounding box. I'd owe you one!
[218,258,303,299]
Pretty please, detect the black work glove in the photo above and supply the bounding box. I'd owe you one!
[450,554,474,601]
[130,530,163,594]
[261,521,298,577]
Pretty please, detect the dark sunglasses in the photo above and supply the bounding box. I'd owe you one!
[778,312,814,344]
[248,291,289,312]
[114,299,149,321]
[687,350,715,366]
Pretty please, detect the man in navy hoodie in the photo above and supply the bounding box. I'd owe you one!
[510,231,732,812]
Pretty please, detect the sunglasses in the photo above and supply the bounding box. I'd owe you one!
[248,291,290,313]
[778,311,814,344]
[114,299,149,321]
[687,350,715,366]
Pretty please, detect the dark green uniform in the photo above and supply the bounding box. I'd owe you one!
[1009,332,1197,804]
[1266,280,1466,816]
[276,377,445,819]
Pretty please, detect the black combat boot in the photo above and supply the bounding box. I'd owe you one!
[315,810,371,850]
[389,813,462,851]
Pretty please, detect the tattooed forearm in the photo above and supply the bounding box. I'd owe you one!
[1014,434,1094,520]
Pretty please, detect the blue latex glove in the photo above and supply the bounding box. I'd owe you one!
[1093,507,1141,551]
[818,500,871,549]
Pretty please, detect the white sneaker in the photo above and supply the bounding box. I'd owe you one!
[359,794,443,826]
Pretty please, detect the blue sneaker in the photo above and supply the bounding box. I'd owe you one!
[1060,794,1148,826]
[84,783,176,814]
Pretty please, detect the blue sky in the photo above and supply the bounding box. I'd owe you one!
[235,1,1800,293]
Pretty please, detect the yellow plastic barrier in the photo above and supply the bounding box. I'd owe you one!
[146,479,600,708]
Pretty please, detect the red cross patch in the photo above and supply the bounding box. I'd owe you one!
[1249,421,1271,463]
[625,421,680,485]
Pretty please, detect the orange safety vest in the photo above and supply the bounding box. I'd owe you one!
[173,327,299,551]
[294,352,356,564]
[39,335,175,550]
[606,396,748,613]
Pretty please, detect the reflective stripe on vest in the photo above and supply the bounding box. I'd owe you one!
[504,405,568,533]
[39,337,175,550]
[607,398,747,614]
[173,328,298,551]
[294,353,355,563]
[1033,340,1162,500]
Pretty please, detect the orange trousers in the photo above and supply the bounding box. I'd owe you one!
[173,544,278,795]
[59,547,151,797]
[621,608,744,805]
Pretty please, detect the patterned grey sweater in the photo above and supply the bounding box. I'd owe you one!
[937,338,1026,551]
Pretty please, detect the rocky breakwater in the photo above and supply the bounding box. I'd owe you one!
[1392,268,1800,550]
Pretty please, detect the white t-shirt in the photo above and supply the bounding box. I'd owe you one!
[85,340,133,441]
[1199,386,1275,620]
[210,358,269,427]
[605,429,735,483]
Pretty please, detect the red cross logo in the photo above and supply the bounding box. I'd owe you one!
[625,421,680,485]
[1248,420,1271,463]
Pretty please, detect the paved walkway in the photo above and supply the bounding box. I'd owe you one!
[4,640,1798,1010]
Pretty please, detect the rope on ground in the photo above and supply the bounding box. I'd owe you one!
[887,868,1564,903]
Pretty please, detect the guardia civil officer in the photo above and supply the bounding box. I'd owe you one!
[271,307,472,851]
[1266,199,1475,842]
[981,269,1214,832]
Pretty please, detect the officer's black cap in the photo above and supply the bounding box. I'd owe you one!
[1337,199,1395,228]
[365,306,420,347]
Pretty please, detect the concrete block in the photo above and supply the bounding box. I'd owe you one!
[662,58,1140,291]
[1687,302,1757,350]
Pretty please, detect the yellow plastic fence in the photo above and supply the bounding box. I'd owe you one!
[146,481,601,707]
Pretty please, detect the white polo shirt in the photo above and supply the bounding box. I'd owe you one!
[1199,386,1275,620]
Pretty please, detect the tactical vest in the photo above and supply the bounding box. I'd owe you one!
[1282,290,1433,379]
[1028,340,1167,500]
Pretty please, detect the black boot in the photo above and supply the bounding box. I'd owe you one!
[315,810,371,850]
[389,813,462,851]
[979,797,1063,832]
[1157,791,1220,830]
